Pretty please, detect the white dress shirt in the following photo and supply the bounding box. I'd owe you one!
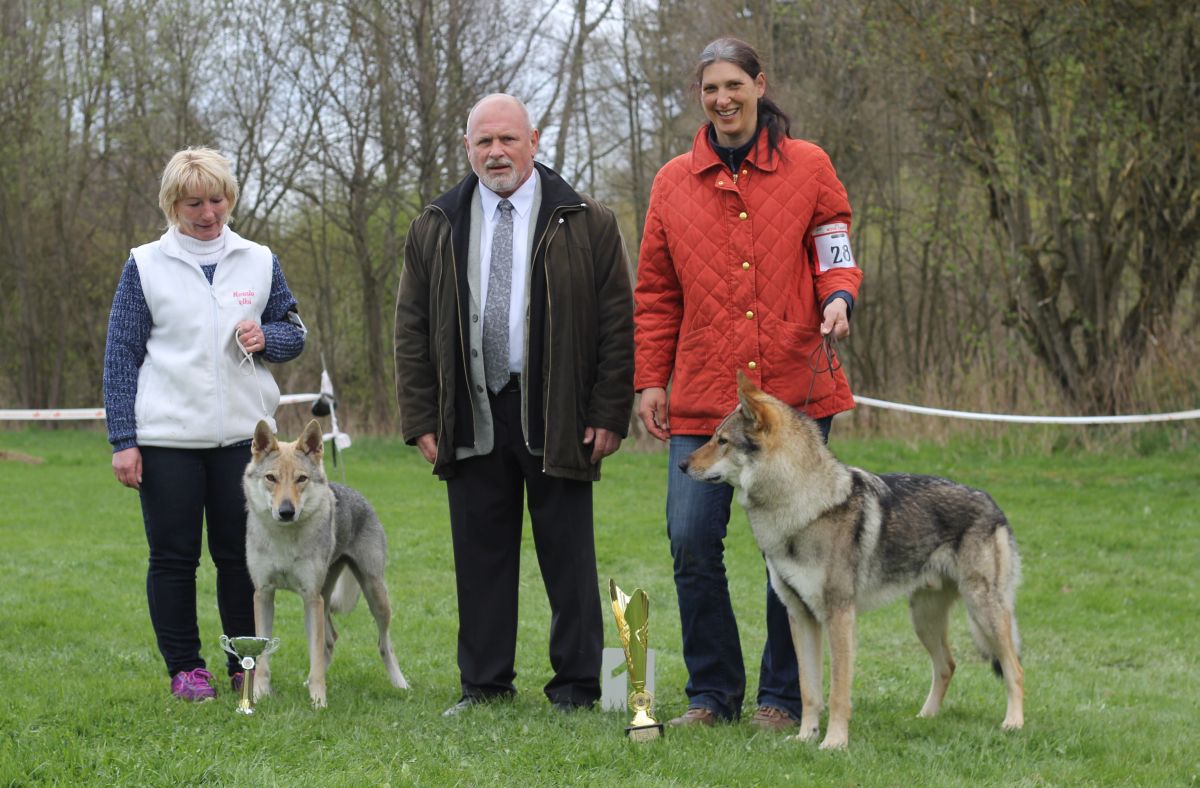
[479,170,537,376]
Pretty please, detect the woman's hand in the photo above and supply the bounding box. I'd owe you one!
[637,387,670,442]
[820,298,851,340]
[235,320,266,353]
[113,447,143,489]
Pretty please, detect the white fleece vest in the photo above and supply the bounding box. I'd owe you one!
[131,228,279,447]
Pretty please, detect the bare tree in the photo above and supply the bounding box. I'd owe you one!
[881,1,1200,413]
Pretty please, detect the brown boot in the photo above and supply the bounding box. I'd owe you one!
[749,705,799,731]
[669,707,717,727]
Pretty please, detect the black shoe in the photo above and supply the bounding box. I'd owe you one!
[442,696,485,717]
[551,699,595,713]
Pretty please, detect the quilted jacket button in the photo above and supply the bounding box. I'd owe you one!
[745,310,754,319]
[738,211,748,220]
[747,361,757,370]
[742,261,750,270]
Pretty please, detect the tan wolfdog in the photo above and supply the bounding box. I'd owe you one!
[243,419,409,708]
[680,373,1024,748]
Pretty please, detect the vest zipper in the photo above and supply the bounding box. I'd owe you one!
[210,283,225,445]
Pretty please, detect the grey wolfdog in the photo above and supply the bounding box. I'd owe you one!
[243,419,409,708]
[680,373,1024,749]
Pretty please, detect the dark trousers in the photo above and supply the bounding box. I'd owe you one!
[138,444,256,677]
[445,381,603,706]
[666,416,832,720]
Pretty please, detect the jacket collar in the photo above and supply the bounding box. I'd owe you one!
[688,123,779,176]
[432,161,584,226]
[157,225,256,264]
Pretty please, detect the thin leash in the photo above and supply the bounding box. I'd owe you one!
[801,334,841,415]
[235,327,271,420]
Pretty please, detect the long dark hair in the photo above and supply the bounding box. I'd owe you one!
[693,37,792,161]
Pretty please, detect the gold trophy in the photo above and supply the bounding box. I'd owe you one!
[609,579,663,741]
[219,635,280,715]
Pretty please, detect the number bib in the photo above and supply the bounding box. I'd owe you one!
[812,223,856,271]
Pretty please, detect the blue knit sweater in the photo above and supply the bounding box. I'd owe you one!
[103,255,305,451]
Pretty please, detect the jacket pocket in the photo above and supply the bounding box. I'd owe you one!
[761,320,836,409]
[670,325,718,421]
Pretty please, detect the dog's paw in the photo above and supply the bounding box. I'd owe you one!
[253,680,272,702]
[1002,715,1024,731]
[306,676,327,709]
[819,732,849,750]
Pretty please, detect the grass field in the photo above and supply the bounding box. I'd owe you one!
[0,424,1197,786]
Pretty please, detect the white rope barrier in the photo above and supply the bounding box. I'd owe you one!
[0,407,109,421]
[853,396,1200,424]
[3,394,1197,426]
[0,393,323,422]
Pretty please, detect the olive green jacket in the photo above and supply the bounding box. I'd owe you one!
[395,163,634,481]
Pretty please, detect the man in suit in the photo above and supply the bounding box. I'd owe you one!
[394,94,635,715]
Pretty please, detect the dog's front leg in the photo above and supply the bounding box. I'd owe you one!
[253,587,276,701]
[822,605,857,750]
[787,609,824,743]
[303,592,327,708]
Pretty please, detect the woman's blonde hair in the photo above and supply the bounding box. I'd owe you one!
[158,147,239,226]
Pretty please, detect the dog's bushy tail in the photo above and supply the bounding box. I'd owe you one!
[329,570,362,615]
[966,525,1022,679]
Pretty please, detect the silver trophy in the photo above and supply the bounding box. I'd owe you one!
[219,635,280,715]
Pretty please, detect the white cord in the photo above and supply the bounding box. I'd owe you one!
[235,328,271,419]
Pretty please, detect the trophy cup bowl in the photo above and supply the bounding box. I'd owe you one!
[609,579,663,742]
[219,635,280,715]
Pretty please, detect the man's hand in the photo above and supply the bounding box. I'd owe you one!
[637,387,670,442]
[583,427,621,464]
[820,298,851,340]
[415,433,437,464]
[113,446,143,489]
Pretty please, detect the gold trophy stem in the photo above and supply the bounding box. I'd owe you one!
[236,660,255,715]
[219,635,278,715]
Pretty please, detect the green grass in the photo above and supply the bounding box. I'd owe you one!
[0,426,1197,786]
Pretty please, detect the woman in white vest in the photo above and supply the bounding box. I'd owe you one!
[102,148,305,701]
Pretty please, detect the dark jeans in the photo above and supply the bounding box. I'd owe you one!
[667,416,832,721]
[138,444,256,677]
[445,381,603,706]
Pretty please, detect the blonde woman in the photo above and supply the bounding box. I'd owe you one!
[103,147,305,700]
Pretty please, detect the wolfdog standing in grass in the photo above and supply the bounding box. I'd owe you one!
[243,419,409,708]
[681,373,1024,749]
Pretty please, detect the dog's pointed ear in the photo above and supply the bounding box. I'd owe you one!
[300,419,325,458]
[252,420,277,458]
[736,371,773,433]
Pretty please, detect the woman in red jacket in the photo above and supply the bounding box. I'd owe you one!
[634,37,863,730]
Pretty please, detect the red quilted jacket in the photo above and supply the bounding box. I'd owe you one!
[634,125,863,434]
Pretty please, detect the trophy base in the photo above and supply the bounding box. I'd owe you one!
[625,722,664,742]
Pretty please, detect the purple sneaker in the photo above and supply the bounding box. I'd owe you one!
[231,672,245,693]
[171,668,217,702]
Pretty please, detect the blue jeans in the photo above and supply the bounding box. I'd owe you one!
[667,418,831,721]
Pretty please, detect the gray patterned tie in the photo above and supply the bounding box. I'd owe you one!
[483,198,515,394]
